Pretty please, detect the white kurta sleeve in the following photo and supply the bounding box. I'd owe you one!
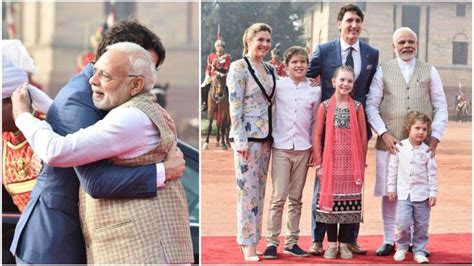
[15,107,153,167]
[386,152,399,193]
[366,66,387,135]
[429,66,448,141]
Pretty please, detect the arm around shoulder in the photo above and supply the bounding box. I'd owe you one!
[306,45,322,78]
[75,159,157,199]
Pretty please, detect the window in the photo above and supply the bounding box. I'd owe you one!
[453,42,468,65]
[453,33,469,65]
[456,4,465,16]
[357,1,366,12]
[104,2,136,22]
[402,5,420,58]
[402,5,420,37]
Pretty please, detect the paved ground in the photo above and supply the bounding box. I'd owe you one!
[201,121,472,237]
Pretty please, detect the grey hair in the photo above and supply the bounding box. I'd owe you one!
[106,42,156,91]
[393,27,418,43]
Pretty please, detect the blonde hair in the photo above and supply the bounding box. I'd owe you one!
[403,111,432,139]
[241,23,272,57]
[333,65,355,79]
[332,65,355,96]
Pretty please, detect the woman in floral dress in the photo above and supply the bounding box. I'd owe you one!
[226,22,276,262]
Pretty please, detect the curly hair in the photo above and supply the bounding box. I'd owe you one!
[96,20,166,69]
[403,111,432,139]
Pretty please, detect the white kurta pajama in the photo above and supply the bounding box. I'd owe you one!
[366,57,448,245]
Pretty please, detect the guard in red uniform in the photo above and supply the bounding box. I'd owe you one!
[201,39,231,112]
[267,47,286,77]
[2,40,50,212]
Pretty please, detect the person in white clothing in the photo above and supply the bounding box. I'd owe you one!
[11,42,193,264]
[366,27,448,257]
[263,46,321,259]
[12,42,183,176]
[387,111,437,264]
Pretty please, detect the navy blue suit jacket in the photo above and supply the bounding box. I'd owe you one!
[307,39,379,139]
[10,64,158,263]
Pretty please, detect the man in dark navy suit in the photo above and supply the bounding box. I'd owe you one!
[306,4,379,256]
[10,21,186,264]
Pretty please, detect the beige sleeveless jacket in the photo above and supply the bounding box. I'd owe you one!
[79,92,193,264]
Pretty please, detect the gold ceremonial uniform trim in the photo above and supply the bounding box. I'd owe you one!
[4,138,29,150]
[4,179,36,195]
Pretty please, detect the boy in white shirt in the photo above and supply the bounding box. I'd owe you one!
[387,111,438,264]
[263,46,321,259]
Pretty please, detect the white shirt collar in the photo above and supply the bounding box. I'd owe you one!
[282,76,309,85]
[340,38,360,53]
[397,57,416,68]
[400,138,428,151]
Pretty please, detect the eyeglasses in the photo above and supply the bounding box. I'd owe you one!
[91,62,142,82]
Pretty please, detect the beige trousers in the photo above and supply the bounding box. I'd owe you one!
[265,147,311,248]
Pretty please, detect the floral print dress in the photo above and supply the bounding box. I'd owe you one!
[227,58,275,245]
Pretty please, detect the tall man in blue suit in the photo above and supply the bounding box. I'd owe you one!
[10,21,186,264]
[306,4,379,256]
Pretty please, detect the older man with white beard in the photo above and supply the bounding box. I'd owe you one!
[366,27,448,257]
[12,42,193,264]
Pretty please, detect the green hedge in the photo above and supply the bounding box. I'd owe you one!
[201,118,218,135]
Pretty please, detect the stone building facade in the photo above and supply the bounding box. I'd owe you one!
[302,2,472,117]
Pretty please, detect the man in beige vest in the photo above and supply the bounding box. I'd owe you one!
[12,42,193,264]
[366,27,448,257]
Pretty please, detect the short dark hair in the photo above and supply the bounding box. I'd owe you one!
[337,4,364,22]
[96,20,166,69]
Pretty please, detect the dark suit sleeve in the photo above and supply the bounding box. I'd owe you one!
[367,49,379,91]
[306,45,322,78]
[59,78,157,199]
[363,47,380,141]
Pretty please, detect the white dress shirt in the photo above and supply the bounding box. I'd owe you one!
[15,107,166,186]
[366,57,448,141]
[387,139,438,201]
[340,38,361,79]
[272,77,321,150]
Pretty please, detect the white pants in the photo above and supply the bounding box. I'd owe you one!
[374,150,397,244]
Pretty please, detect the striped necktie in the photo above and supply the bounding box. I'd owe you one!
[345,47,354,69]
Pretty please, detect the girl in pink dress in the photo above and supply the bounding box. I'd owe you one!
[311,65,367,259]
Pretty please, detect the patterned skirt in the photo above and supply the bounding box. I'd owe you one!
[316,128,362,224]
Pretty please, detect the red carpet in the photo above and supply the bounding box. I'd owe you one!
[202,233,471,264]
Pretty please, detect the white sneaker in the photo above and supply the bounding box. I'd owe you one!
[414,254,429,264]
[393,249,407,261]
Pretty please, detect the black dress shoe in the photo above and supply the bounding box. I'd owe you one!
[408,245,431,257]
[375,243,395,256]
